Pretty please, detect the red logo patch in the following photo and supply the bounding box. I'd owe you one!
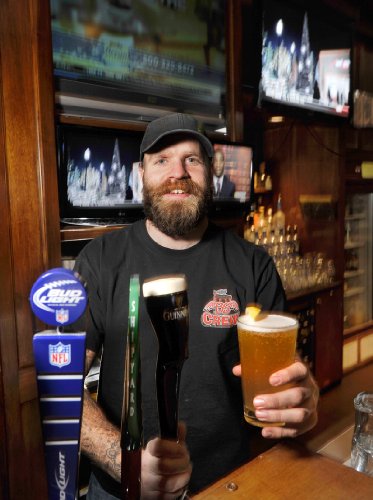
[201,289,239,328]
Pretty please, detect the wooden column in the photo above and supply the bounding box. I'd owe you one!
[0,0,61,497]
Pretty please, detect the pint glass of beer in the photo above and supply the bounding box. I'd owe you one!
[143,274,189,440]
[237,312,298,427]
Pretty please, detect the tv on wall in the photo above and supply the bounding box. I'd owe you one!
[209,141,254,220]
[57,124,144,225]
[260,0,352,118]
[50,0,227,124]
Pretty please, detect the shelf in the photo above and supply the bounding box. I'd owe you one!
[345,213,366,221]
[344,270,365,279]
[344,286,366,298]
[286,281,342,302]
[343,320,373,338]
[344,241,366,249]
[60,224,127,242]
[254,188,272,194]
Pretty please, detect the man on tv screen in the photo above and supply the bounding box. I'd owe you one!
[212,148,235,198]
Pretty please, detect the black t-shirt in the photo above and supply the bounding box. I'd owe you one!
[75,220,286,496]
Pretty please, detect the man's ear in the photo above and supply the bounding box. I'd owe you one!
[139,162,144,180]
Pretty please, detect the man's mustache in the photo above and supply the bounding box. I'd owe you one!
[153,179,202,197]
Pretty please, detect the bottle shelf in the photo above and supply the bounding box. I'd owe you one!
[344,240,366,250]
[345,213,366,221]
[60,224,126,242]
[344,269,365,279]
[344,286,366,298]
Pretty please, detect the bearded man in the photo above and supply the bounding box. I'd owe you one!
[75,113,318,499]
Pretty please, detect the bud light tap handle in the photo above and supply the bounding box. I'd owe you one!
[30,268,88,500]
[29,267,87,328]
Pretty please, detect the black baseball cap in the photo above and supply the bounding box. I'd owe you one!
[140,113,214,160]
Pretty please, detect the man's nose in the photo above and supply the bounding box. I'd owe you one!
[169,159,189,179]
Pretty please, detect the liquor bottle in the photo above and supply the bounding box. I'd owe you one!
[292,224,300,254]
[244,215,252,241]
[285,225,293,255]
[267,207,273,234]
[272,194,285,235]
[257,205,267,235]
[248,224,256,243]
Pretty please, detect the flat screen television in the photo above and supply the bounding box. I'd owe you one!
[50,0,226,124]
[260,0,352,118]
[58,124,145,225]
[57,125,253,225]
[209,142,254,217]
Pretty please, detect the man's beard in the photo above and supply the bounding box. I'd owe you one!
[142,176,212,237]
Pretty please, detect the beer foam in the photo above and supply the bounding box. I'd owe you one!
[237,313,298,332]
[142,274,187,297]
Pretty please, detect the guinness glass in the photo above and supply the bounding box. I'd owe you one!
[143,274,189,440]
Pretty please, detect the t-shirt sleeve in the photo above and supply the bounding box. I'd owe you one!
[74,242,105,354]
[252,247,287,312]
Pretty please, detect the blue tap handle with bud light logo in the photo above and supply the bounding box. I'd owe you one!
[30,267,88,500]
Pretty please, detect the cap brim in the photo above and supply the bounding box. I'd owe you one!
[141,129,213,159]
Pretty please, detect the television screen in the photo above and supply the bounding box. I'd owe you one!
[211,142,253,203]
[50,0,226,121]
[260,0,351,117]
[58,125,144,224]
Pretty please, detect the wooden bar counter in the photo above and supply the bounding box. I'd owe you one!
[193,441,373,499]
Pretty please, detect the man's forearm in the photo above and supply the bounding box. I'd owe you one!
[81,389,121,482]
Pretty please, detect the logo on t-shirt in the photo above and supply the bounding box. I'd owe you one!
[201,289,239,328]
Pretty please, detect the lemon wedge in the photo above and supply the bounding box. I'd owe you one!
[245,303,262,320]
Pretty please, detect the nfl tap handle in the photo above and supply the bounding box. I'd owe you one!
[30,267,88,500]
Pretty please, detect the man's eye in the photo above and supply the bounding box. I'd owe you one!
[187,156,200,164]
[155,158,166,166]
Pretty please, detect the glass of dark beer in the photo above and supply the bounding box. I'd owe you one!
[143,274,189,440]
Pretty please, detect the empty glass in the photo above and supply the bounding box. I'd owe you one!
[351,392,373,477]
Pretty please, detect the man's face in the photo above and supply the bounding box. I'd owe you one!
[140,138,212,237]
[213,150,225,177]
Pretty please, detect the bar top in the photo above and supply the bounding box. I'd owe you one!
[193,441,373,499]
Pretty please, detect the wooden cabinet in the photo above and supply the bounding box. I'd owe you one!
[314,287,344,390]
[288,284,344,391]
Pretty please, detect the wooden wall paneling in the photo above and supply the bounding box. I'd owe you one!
[226,0,244,142]
[0,52,12,500]
[0,0,60,497]
[264,120,345,281]
[314,286,344,390]
[0,28,26,499]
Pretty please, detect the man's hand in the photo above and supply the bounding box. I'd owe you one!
[141,422,192,499]
[232,359,319,438]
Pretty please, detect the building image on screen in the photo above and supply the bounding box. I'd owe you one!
[261,0,351,117]
[67,137,136,208]
[58,126,144,223]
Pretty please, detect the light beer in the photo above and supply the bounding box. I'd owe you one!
[143,274,189,440]
[237,313,298,427]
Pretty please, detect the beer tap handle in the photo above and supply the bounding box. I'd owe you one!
[121,275,142,499]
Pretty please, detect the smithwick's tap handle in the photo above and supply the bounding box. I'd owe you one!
[142,274,189,441]
[121,275,143,499]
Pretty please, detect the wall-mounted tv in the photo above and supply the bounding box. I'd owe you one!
[210,142,253,216]
[50,0,226,125]
[260,0,352,118]
[57,124,145,225]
